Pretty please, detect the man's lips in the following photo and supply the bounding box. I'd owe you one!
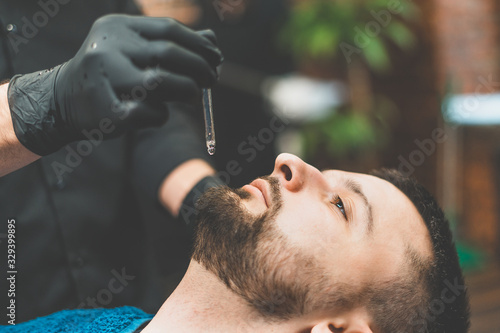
[242,179,270,208]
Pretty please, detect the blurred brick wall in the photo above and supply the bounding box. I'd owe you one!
[432,0,500,92]
[431,0,500,254]
[462,128,500,254]
[375,0,500,255]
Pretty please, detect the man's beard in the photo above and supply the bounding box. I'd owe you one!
[192,176,333,320]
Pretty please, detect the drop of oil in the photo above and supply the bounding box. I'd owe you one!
[91,42,97,49]
[207,145,215,155]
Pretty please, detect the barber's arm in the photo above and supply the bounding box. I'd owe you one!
[130,104,224,230]
[0,15,222,176]
[159,159,224,230]
[0,83,41,176]
[159,158,216,216]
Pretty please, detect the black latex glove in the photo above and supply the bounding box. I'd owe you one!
[178,175,225,232]
[7,15,223,156]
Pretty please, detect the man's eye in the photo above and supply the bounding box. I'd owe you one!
[331,195,347,219]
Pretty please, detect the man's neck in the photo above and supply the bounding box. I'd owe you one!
[141,260,265,332]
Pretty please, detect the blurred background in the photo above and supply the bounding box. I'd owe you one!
[136,0,500,331]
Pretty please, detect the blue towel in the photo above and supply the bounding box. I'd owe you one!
[0,306,153,332]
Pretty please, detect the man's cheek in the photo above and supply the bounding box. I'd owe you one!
[276,211,330,255]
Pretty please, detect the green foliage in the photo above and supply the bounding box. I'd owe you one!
[279,0,419,73]
[363,37,390,72]
[301,97,396,159]
[281,1,417,157]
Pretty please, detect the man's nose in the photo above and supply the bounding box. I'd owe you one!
[271,153,310,192]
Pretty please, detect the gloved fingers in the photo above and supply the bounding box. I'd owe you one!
[83,76,168,134]
[66,75,125,136]
[125,16,223,68]
[136,68,201,104]
[127,41,217,87]
[197,30,218,46]
[102,57,199,106]
[82,54,150,102]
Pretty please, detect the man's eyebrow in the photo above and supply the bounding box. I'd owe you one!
[341,178,374,234]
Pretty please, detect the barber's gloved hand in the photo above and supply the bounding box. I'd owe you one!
[8,15,223,156]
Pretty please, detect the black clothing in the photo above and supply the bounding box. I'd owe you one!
[196,0,292,187]
[7,15,222,156]
[0,0,207,324]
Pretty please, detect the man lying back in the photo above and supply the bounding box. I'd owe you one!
[5,153,470,333]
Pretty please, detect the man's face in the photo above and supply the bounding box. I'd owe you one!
[250,154,433,291]
[193,153,432,318]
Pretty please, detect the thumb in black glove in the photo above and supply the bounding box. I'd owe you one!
[8,14,223,156]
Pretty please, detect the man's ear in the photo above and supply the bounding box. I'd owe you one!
[311,309,374,333]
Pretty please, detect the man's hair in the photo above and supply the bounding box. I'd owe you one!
[368,169,470,333]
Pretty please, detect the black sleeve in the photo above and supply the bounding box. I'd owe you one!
[130,102,213,201]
